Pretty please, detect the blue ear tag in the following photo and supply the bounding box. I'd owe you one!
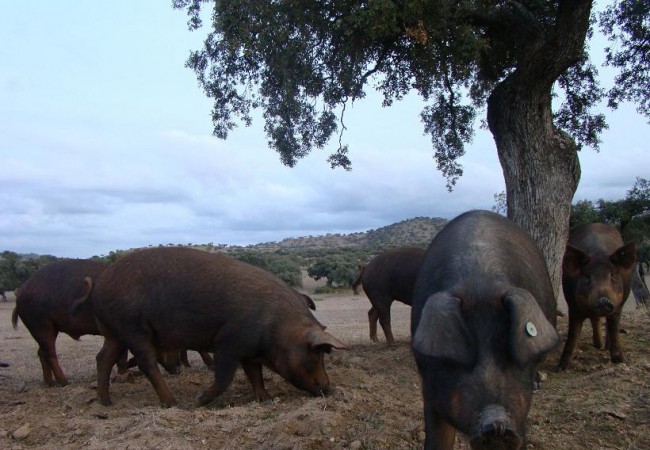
[525,321,538,337]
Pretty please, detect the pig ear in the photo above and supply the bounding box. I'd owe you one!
[412,293,474,366]
[610,242,636,270]
[307,329,348,352]
[503,288,559,369]
[563,244,589,277]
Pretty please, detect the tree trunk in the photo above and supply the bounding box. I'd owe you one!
[485,0,593,298]
[488,81,580,298]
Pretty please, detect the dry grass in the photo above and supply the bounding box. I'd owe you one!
[1,286,648,449]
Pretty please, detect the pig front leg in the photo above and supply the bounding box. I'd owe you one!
[368,306,380,342]
[557,313,584,371]
[605,313,625,363]
[198,351,239,406]
[130,341,177,407]
[591,317,604,349]
[242,361,272,402]
[423,405,456,450]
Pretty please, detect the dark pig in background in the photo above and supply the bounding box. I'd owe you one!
[558,223,636,370]
[90,247,346,407]
[11,259,108,386]
[411,210,559,450]
[351,247,426,344]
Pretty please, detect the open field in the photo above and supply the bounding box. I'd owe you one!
[0,281,649,449]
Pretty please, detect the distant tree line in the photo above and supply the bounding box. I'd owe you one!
[3,178,646,291]
[0,252,58,291]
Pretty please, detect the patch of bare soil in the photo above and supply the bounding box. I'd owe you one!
[0,288,648,450]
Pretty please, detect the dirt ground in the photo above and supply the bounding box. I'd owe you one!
[0,279,648,450]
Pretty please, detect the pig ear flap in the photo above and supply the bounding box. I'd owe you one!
[503,288,559,369]
[563,244,589,277]
[307,329,348,353]
[610,242,636,270]
[412,293,474,366]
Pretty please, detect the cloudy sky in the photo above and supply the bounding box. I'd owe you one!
[1,1,648,258]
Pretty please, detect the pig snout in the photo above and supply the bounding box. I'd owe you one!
[469,405,522,450]
[595,296,615,315]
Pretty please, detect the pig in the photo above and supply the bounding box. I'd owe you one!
[11,259,108,386]
[411,210,559,450]
[557,223,636,370]
[351,247,426,344]
[89,247,347,407]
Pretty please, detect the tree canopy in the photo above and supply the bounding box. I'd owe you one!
[173,0,645,184]
[173,0,649,295]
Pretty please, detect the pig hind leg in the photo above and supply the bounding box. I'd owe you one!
[374,297,396,345]
[33,324,67,386]
[96,338,128,406]
[198,350,239,406]
[242,361,272,402]
[367,306,380,342]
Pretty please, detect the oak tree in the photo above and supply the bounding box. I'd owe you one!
[174,0,649,294]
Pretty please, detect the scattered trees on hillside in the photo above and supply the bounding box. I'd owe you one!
[230,250,303,287]
[0,252,58,291]
[307,256,359,289]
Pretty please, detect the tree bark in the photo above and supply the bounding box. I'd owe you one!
[488,80,580,298]
[486,0,593,298]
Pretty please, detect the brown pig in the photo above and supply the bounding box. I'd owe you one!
[351,247,426,344]
[11,259,108,386]
[411,210,559,450]
[558,223,636,370]
[89,247,347,407]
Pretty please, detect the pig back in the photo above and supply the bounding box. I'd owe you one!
[362,247,425,301]
[412,210,556,331]
[91,247,311,349]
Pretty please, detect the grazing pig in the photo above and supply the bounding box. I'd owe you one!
[90,247,346,407]
[411,210,559,450]
[11,259,108,386]
[352,247,426,344]
[558,223,636,370]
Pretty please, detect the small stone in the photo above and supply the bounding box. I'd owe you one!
[17,382,28,394]
[418,431,426,442]
[350,440,362,449]
[12,423,30,440]
[537,371,548,382]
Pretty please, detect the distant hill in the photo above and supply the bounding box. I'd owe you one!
[241,217,448,252]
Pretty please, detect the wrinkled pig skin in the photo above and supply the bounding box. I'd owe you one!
[352,247,426,344]
[411,210,559,450]
[558,223,636,370]
[90,247,347,407]
[11,259,108,386]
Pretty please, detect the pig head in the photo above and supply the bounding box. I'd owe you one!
[413,288,558,450]
[562,242,636,317]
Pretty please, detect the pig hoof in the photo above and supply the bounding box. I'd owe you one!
[161,399,177,408]
[197,393,214,406]
[555,364,567,373]
[611,355,624,364]
[98,398,112,407]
